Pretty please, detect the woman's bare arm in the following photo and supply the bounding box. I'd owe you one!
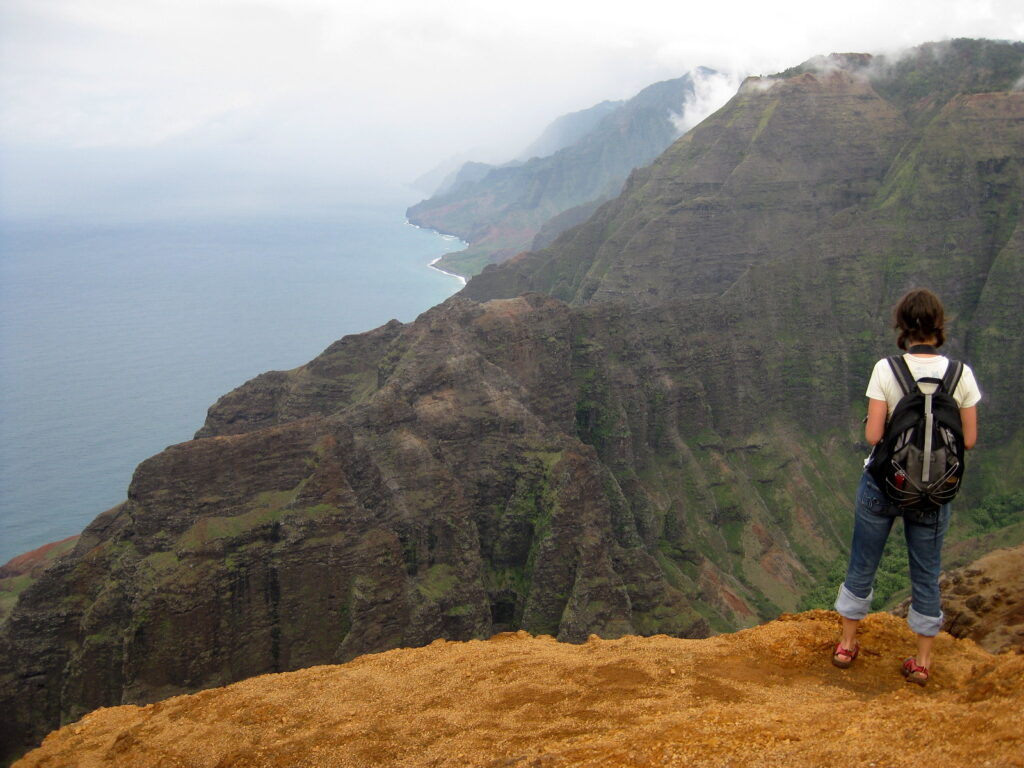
[865,397,887,445]
[960,405,977,450]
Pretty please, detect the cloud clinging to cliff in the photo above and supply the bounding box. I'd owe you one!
[1,0,1022,219]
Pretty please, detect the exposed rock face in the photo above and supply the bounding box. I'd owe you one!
[2,39,1024,764]
[408,71,719,277]
[15,612,1024,768]
[894,544,1024,654]
[1,296,716,763]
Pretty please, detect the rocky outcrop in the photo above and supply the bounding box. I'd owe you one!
[894,544,1024,654]
[3,39,1024,764]
[15,612,1024,768]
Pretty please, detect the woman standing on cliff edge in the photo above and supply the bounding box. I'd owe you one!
[831,288,981,686]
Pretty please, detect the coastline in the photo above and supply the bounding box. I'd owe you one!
[0,211,469,566]
[406,220,469,286]
[429,254,468,286]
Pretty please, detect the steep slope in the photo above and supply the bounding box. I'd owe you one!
[465,69,910,304]
[464,38,1024,443]
[0,296,713,763]
[3,39,1023,763]
[466,43,1024,310]
[15,612,1024,768]
[408,70,722,277]
[894,543,1024,654]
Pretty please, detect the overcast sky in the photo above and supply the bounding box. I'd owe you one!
[1,0,1022,221]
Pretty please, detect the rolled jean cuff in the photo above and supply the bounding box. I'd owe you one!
[907,604,943,636]
[835,583,873,621]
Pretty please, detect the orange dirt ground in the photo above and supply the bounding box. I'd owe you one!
[16,611,1024,767]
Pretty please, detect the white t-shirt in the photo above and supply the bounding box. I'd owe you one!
[866,354,982,417]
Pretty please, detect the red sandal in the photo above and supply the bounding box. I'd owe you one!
[901,657,929,686]
[832,641,859,669]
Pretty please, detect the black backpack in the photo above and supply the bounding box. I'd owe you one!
[868,354,965,520]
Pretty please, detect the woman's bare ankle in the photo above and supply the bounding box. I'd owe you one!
[840,617,860,650]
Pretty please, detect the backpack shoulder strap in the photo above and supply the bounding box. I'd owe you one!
[942,359,964,395]
[886,355,915,396]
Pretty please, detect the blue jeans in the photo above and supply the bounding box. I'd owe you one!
[834,471,951,636]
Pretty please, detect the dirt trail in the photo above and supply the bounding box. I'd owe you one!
[17,611,1024,767]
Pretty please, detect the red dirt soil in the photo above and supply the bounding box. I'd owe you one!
[16,611,1024,767]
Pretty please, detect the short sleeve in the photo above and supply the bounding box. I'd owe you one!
[955,364,982,409]
[865,359,891,402]
[866,358,907,417]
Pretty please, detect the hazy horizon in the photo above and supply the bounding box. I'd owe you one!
[2,0,1022,224]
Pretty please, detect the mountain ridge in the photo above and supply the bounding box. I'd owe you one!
[408,69,723,276]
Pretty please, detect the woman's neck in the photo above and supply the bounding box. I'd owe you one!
[907,338,940,357]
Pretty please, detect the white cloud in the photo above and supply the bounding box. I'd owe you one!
[671,69,744,135]
[1,0,1021,219]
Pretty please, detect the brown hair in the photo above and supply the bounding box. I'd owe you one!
[892,288,946,350]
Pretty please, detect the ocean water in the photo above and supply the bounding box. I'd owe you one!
[0,205,464,565]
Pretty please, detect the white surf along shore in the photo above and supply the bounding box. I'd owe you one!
[429,253,468,286]
[406,221,469,286]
